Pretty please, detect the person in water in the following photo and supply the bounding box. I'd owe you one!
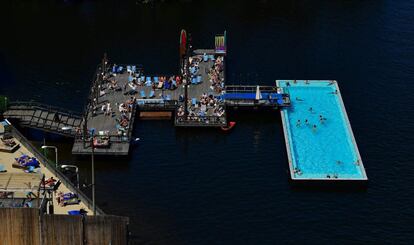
[309,107,313,112]
[296,97,304,101]
[305,119,309,125]
[296,119,301,127]
[312,124,317,132]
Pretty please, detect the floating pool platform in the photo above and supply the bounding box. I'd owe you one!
[1,31,368,186]
[277,80,367,182]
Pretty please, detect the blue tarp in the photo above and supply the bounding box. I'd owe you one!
[222,93,256,100]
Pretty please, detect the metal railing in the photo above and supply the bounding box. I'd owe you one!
[10,124,105,215]
[224,85,278,94]
[136,100,178,111]
[175,115,227,127]
[7,101,83,119]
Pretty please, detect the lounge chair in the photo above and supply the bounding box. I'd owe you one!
[157,81,164,89]
[149,90,155,98]
[117,66,123,73]
[128,75,133,82]
[127,65,131,73]
[192,98,197,106]
[197,75,202,84]
[191,77,197,85]
[154,77,159,83]
[140,90,146,98]
[165,94,171,100]
[164,81,171,90]
[145,77,152,87]
[132,65,136,73]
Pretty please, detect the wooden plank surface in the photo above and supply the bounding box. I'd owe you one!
[0,208,40,245]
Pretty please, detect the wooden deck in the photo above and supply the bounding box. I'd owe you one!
[72,71,137,156]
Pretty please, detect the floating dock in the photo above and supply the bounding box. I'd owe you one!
[2,32,368,184]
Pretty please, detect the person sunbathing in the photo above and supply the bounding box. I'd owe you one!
[120,118,129,127]
[41,177,57,188]
[1,138,16,147]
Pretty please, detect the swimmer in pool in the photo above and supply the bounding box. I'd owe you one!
[312,124,317,132]
[296,97,304,101]
[296,119,301,127]
[305,119,309,125]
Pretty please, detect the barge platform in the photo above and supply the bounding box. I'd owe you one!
[2,32,367,184]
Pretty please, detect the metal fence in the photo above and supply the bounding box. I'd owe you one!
[175,115,226,127]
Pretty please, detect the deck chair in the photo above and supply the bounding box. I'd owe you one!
[197,75,202,84]
[145,77,152,87]
[127,65,131,73]
[140,90,146,98]
[132,65,136,73]
[154,77,159,83]
[164,81,171,90]
[164,94,171,100]
[191,77,197,85]
[149,90,155,98]
[192,98,197,106]
[203,54,208,62]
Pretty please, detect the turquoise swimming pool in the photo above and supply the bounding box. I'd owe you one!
[277,80,367,180]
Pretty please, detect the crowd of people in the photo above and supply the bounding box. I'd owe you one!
[208,55,225,93]
[115,96,136,132]
[295,107,328,133]
[177,92,225,122]
[175,54,226,123]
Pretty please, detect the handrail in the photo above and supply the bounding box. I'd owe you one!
[7,101,83,118]
[10,124,105,215]
[175,115,226,126]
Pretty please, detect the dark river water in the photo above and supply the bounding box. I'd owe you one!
[1,1,414,244]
